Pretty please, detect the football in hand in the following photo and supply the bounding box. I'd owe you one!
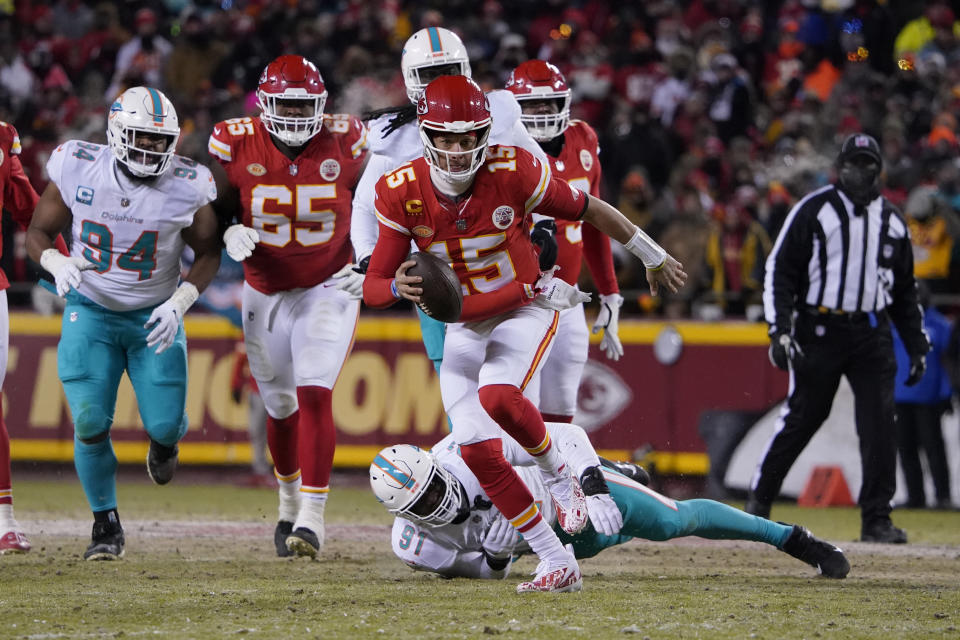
[406,251,463,323]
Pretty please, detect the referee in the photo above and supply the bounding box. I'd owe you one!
[746,133,929,544]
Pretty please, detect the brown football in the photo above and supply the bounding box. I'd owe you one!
[406,251,463,323]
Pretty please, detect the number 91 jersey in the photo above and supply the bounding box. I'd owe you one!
[208,114,368,294]
[46,140,216,312]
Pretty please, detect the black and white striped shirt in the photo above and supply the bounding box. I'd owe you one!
[763,184,926,354]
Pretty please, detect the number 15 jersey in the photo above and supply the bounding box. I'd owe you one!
[208,115,368,294]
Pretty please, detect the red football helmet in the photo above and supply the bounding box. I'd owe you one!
[505,60,571,141]
[257,55,327,146]
[417,76,491,182]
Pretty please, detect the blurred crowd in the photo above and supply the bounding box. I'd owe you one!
[3,0,960,319]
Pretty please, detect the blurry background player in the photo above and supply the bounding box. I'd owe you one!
[208,55,368,559]
[363,76,686,592]
[25,86,220,560]
[370,424,849,582]
[0,122,62,554]
[506,60,623,423]
[350,27,552,375]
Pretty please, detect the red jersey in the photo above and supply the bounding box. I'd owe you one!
[0,123,39,290]
[366,146,588,322]
[540,120,618,295]
[208,114,368,294]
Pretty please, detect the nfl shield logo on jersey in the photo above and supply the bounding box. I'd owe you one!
[492,206,515,230]
[580,149,593,171]
[320,159,341,181]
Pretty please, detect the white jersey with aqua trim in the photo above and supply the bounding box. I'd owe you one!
[46,140,216,312]
[351,90,549,262]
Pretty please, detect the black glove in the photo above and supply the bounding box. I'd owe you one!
[904,353,926,387]
[530,219,558,271]
[768,331,804,371]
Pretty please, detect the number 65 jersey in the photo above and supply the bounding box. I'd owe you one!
[208,114,368,294]
[46,140,216,312]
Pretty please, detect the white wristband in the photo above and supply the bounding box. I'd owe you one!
[622,227,666,269]
[170,282,200,316]
[39,248,69,276]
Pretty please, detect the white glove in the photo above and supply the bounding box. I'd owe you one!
[223,224,260,262]
[332,263,365,300]
[39,248,96,297]
[586,493,623,536]
[144,283,199,354]
[592,293,624,361]
[482,513,519,559]
[533,267,591,311]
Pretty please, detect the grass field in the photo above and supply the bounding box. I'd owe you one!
[2,469,959,639]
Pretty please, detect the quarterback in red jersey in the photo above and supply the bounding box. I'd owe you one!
[364,76,685,593]
[506,59,622,423]
[208,55,368,559]
[0,123,39,554]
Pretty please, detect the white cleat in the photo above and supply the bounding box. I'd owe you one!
[516,557,583,594]
[544,468,589,535]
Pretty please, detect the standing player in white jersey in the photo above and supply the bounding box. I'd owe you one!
[347,27,552,374]
[208,55,369,558]
[506,60,624,423]
[25,87,221,560]
[371,424,850,582]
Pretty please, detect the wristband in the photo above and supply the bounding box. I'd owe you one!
[170,282,200,316]
[482,549,511,571]
[623,227,667,269]
[390,279,400,299]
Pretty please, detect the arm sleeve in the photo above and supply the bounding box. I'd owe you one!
[351,154,394,261]
[887,215,930,358]
[581,222,618,295]
[4,154,39,227]
[363,222,412,308]
[763,199,814,335]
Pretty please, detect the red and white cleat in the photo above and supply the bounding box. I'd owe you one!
[516,557,583,594]
[0,530,31,554]
[544,468,589,535]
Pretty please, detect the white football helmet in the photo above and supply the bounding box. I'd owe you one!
[370,445,464,527]
[401,27,472,105]
[107,86,180,177]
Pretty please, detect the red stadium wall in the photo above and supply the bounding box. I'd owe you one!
[6,313,786,473]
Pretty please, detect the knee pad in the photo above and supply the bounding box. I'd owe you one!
[478,384,525,426]
[264,391,298,419]
[73,406,112,443]
[77,429,110,445]
[145,412,187,447]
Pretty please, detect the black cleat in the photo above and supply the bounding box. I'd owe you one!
[274,521,294,557]
[781,524,849,578]
[84,521,125,561]
[744,496,771,519]
[598,457,650,486]
[147,440,179,485]
[860,519,907,544]
[285,527,320,558]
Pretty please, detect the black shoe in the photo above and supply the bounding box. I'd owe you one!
[274,521,294,557]
[598,457,650,486]
[781,524,850,578]
[285,527,320,558]
[84,521,125,561]
[147,440,179,485]
[860,519,907,544]
[744,496,771,519]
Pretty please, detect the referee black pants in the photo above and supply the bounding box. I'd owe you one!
[751,310,898,526]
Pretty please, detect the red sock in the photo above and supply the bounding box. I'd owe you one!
[296,386,335,489]
[541,413,573,423]
[460,439,541,531]
[267,410,299,478]
[478,384,548,450]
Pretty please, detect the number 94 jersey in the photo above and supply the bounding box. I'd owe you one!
[208,114,368,294]
[46,140,215,312]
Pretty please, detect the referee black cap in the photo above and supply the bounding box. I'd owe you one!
[838,133,882,166]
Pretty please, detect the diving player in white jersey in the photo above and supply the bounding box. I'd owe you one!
[371,423,851,583]
[26,86,221,561]
[342,27,552,373]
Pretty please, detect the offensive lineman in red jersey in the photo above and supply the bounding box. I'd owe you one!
[363,76,686,593]
[507,60,623,423]
[208,55,368,558]
[0,123,40,554]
